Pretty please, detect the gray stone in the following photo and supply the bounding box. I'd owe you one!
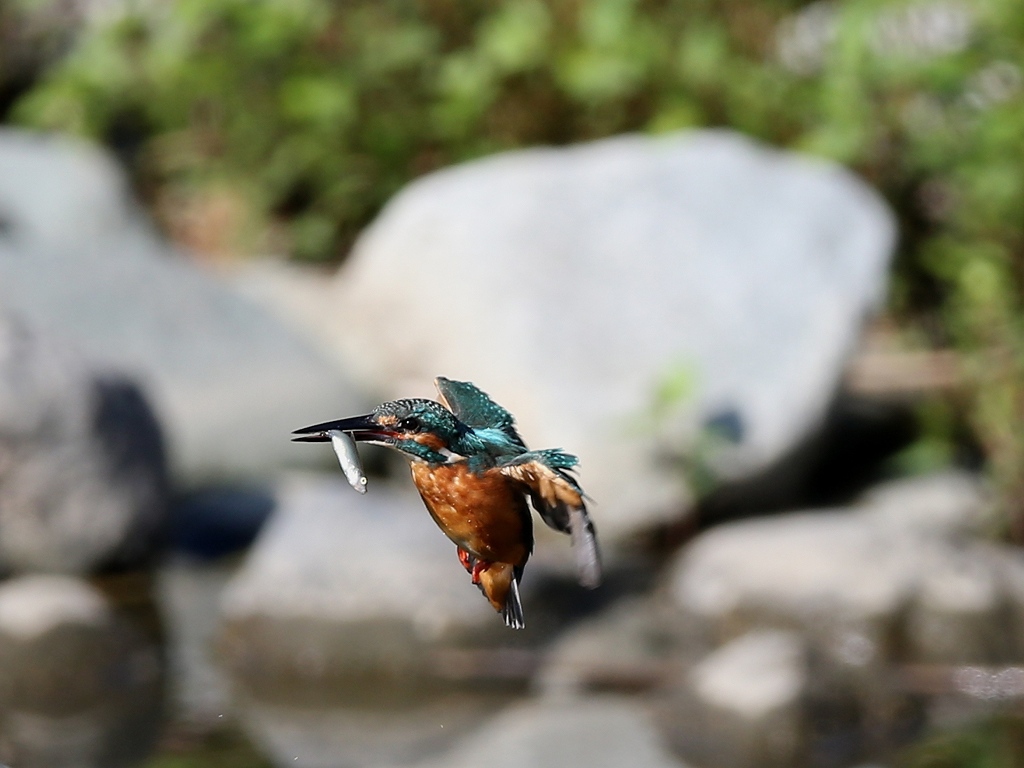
[906,548,1008,664]
[670,509,918,657]
[0,310,167,573]
[538,596,702,696]
[216,476,515,715]
[218,475,498,656]
[0,575,163,768]
[666,630,807,768]
[406,697,689,768]
[0,129,364,485]
[663,474,1024,764]
[0,574,112,640]
[669,473,1008,667]
[690,631,806,722]
[861,470,992,538]
[331,130,896,542]
[663,473,1024,671]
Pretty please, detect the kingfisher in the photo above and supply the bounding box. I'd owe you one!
[292,377,601,629]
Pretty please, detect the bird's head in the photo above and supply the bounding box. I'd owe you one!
[292,398,468,464]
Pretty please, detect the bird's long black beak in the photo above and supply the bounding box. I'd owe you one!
[291,414,380,443]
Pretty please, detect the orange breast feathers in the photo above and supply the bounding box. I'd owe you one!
[410,462,530,566]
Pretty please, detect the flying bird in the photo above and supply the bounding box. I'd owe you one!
[292,377,601,628]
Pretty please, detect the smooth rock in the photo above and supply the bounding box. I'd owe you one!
[861,470,992,537]
[690,630,807,721]
[217,473,516,707]
[664,631,806,768]
[0,575,111,639]
[669,472,1005,666]
[538,596,702,696]
[906,548,1008,664]
[0,575,163,768]
[0,129,364,485]
[332,130,896,542]
[0,310,167,573]
[405,697,689,768]
[670,510,919,655]
[219,475,497,645]
[665,474,1017,765]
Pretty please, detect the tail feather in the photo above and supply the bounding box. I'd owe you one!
[473,560,527,630]
[502,577,525,630]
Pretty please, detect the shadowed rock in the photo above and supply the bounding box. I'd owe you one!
[0,129,365,485]
[0,311,167,573]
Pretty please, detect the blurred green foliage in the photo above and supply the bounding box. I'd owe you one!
[142,725,271,768]
[9,0,1024,526]
[8,0,817,259]
[896,715,1024,768]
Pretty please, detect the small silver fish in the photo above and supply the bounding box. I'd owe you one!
[328,429,367,493]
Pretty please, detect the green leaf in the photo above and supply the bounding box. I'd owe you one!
[280,76,356,128]
[478,0,552,73]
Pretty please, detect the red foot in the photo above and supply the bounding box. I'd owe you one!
[470,559,490,585]
[457,547,474,573]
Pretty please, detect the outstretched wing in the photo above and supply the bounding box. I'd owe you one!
[499,450,601,589]
[435,377,527,451]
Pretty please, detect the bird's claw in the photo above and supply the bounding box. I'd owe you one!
[457,548,489,585]
[470,560,488,585]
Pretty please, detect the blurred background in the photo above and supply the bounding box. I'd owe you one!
[0,0,1023,766]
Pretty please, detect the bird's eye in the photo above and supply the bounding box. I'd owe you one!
[399,416,421,432]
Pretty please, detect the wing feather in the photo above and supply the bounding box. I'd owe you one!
[499,457,601,589]
[435,377,526,450]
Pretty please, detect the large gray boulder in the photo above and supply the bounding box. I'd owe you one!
[669,472,1009,666]
[0,129,364,485]
[332,130,896,542]
[0,310,166,573]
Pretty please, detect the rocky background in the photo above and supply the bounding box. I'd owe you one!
[0,4,1020,765]
[0,119,1018,768]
